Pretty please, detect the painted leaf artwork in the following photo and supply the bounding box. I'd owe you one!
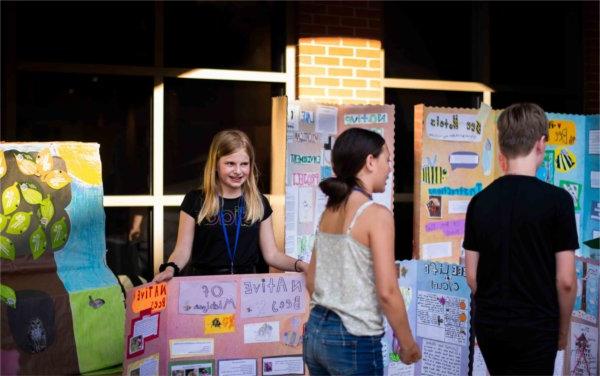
[1,142,124,375]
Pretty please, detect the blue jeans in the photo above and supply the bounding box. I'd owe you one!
[303,305,383,375]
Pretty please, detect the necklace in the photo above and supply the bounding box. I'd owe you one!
[352,186,372,200]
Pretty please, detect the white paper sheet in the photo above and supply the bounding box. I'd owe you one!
[316,106,338,135]
[243,321,280,344]
[422,242,452,260]
[218,359,257,376]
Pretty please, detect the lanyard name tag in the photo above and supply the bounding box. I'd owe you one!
[219,198,244,274]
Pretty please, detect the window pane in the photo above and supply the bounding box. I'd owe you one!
[106,207,153,283]
[165,1,286,71]
[164,207,180,264]
[11,72,152,195]
[384,2,473,81]
[15,2,154,66]
[385,89,481,193]
[164,78,284,195]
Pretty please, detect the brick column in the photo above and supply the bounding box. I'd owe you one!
[297,2,383,105]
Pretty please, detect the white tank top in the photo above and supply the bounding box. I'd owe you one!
[310,201,384,336]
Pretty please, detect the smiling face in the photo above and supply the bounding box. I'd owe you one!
[217,148,251,197]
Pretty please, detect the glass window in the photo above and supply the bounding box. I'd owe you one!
[12,72,153,195]
[105,207,153,283]
[164,1,287,71]
[384,2,473,81]
[164,78,284,195]
[15,2,154,65]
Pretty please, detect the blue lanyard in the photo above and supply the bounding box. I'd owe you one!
[219,198,244,274]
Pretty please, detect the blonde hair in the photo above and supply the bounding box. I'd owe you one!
[198,129,264,224]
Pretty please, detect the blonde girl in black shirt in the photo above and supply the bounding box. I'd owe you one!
[154,129,308,280]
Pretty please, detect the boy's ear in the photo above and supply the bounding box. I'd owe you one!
[498,152,508,173]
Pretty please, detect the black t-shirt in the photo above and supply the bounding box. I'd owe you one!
[180,190,273,275]
[463,175,578,331]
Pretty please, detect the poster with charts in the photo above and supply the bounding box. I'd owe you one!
[284,101,395,263]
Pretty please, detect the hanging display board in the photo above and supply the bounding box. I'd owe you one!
[122,273,309,376]
[413,104,499,264]
[0,142,125,375]
[281,99,396,262]
[382,260,471,376]
[414,107,599,263]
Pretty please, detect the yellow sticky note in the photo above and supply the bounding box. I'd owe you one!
[204,314,235,334]
[548,120,576,146]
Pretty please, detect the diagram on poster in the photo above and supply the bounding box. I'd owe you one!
[570,322,598,376]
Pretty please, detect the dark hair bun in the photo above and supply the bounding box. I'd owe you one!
[319,177,351,208]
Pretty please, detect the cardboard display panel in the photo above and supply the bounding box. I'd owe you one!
[1,142,125,375]
[122,273,309,376]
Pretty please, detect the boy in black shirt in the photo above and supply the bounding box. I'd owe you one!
[464,103,578,375]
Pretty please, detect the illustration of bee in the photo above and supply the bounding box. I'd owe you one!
[555,148,576,173]
[422,156,447,185]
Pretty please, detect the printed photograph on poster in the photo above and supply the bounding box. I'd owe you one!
[129,334,144,356]
[559,180,582,210]
[296,234,314,263]
[169,338,214,358]
[573,259,599,324]
[127,353,159,376]
[315,106,337,134]
[127,309,160,358]
[591,201,600,221]
[536,150,555,183]
[169,360,214,376]
[262,355,305,376]
[243,321,280,344]
[569,321,598,376]
[218,359,257,376]
[426,196,442,218]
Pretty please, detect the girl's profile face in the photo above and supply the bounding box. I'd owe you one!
[217,148,251,194]
[373,144,391,193]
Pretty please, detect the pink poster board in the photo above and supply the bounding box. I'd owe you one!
[123,273,309,376]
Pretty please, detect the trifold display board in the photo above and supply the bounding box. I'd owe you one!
[281,99,395,262]
[414,106,600,263]
[0,143,125,375]
[383,260,471,376]
[122,273,309,376]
